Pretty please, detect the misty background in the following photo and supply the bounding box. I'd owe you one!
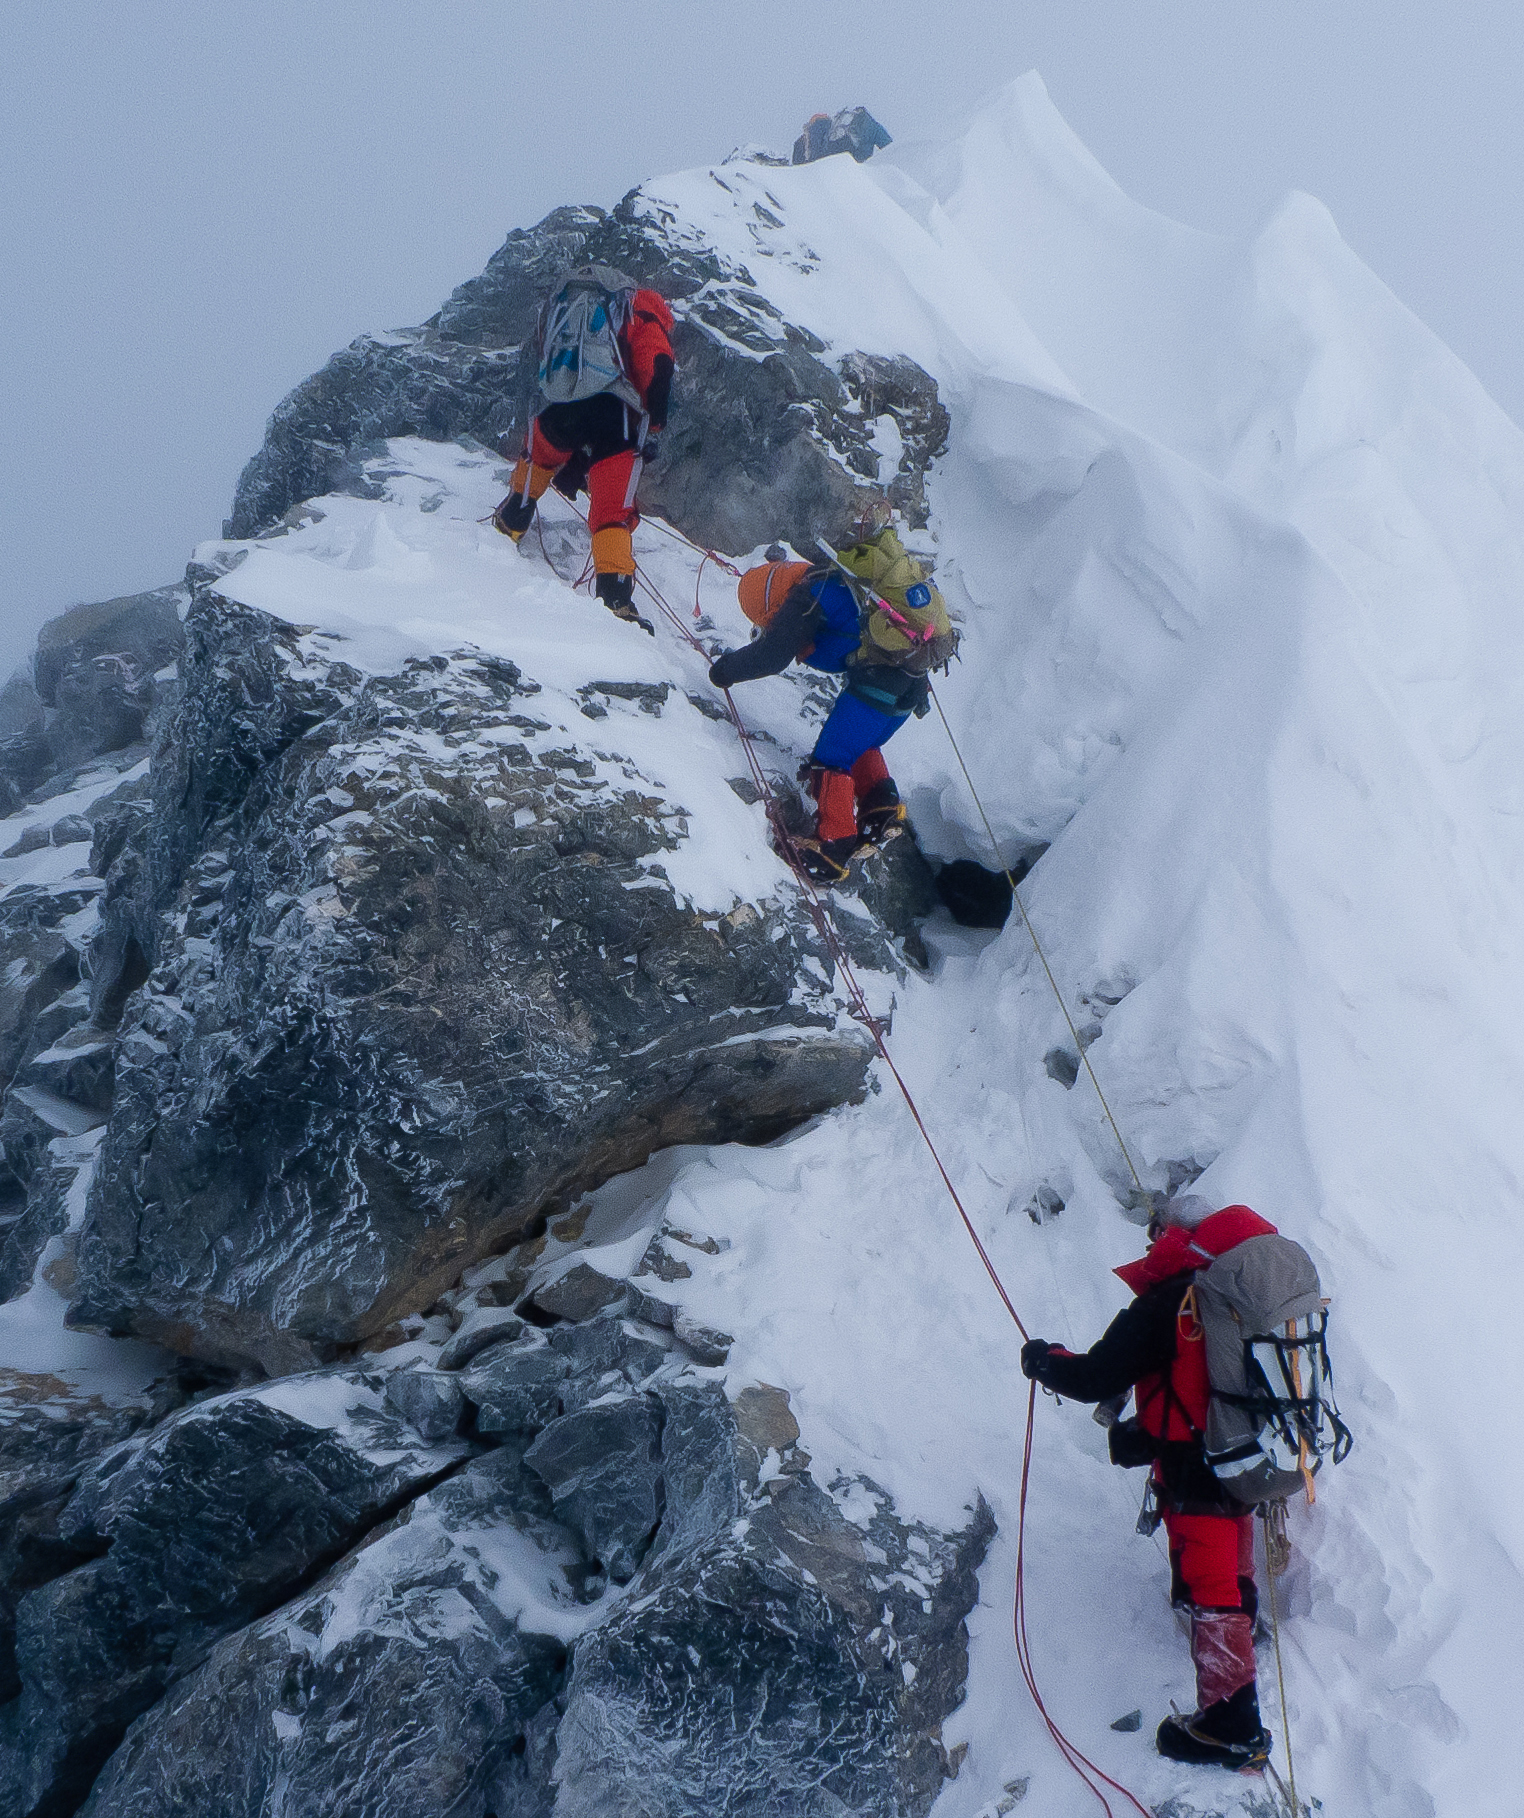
[4,1,1521,679]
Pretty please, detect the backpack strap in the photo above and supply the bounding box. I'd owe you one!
[1135,1281,1207,1444]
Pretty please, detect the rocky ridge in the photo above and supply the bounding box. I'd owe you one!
[0,148,988,1818]
[228,181,949,560]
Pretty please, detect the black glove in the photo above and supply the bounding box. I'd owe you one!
[552,450,591,500]
[641,436,660,465]
[1019,1338,1053,1383]
[708,654,735,689]
[1107,1417,1158,1469]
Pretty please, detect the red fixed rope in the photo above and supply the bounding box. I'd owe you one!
[538,500,1153,1818]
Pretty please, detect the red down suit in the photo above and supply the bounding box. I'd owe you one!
[1035,1206,1280,1710]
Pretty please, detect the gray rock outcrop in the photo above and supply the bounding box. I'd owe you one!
[67,574,875,1375]
[0,1371,468,1818]
[61,1315,990,1818]
[227,190,948,560]
[0,131,993,1818]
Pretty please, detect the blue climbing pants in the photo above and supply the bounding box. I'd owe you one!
[810,691,908,772]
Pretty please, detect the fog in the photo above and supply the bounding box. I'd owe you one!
[4,0,1521,678]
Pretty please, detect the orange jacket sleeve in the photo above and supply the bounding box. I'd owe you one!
[623,290,675,426]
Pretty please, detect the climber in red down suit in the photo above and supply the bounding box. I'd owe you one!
[1020,1197,1274,1771]
[493,278,675,631]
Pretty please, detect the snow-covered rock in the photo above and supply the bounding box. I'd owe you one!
[66,450,887,1375]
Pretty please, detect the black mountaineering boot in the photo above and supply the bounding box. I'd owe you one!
[595,572,654,636]
[788,835,860,887]
[1156,1684,1271,1770]
[856,777,908,844]
[492,493,536,540]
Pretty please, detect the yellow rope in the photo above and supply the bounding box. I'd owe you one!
[929,684,1146,1199]
[1263,1505,1302,1818]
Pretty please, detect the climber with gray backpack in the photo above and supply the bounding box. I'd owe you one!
[1019,1195,1351,1773]
[493,265,675,633]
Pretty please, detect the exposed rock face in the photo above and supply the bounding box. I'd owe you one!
[0,1368,186,1713]
[227,190,948,560]
[0,1372,468,1818]
[76,1450,575,1818]
[68,577,874,1374]
[61,1314,990,1818]
[0,141,990,1818]
[31,592,184,778]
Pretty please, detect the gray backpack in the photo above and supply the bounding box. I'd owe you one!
[1195,1233,1353,1506]
[536,265,642,409]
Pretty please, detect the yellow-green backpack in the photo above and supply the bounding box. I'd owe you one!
[828,528,960,675]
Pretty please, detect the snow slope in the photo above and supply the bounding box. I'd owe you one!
[608,74,1524,1818]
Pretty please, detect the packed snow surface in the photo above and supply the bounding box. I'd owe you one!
[628,76,1524,1818]
[6,70,1520,1818]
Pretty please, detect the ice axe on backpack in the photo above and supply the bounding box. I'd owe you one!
[814,537,960,674]
[814,538,939,646]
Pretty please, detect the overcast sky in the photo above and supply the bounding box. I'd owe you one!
[4,1,1522,678]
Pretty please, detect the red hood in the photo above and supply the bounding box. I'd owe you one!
[1114,1204,1277,1295]
[631,288,674,332]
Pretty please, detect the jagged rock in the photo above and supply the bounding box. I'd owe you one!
[0,730,54,805]
[651,1378,741,1561]
[531,1262,627,1324]
[226,203,605,539]
[626,1281,677,1328]
[436,1306,525,1370]
[732,1381,802,1469]
[19,1322,987,1818]
[0,677,44,742]
[852,832,941,969]
[464,1338,577,1438]
[0,147,989,1818]
[0,1086,105,1192]
[226,192,948,562]
[70,596,873,1374]
[49,815,93,847]
[0,1370,468,1818]
[382,1365,466,1442]
[75,1450,581,1818]
[0,1366,184,1709]
[0,884,94,1101]
[551,1316,670,1385]
[32,589,184,777]
[0,1128,102,1303]
[524,1397,664,1583]
[85,770,155,886]
[551,1444,995,1818]
[2,825,50,859]
[671,1309,732,1365]
[14,1025,114,1114]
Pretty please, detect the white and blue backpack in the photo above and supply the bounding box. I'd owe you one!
[536,264,642,410]
[1196,1232,1353,1505]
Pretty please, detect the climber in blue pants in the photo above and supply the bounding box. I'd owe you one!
[708,554,929,884]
